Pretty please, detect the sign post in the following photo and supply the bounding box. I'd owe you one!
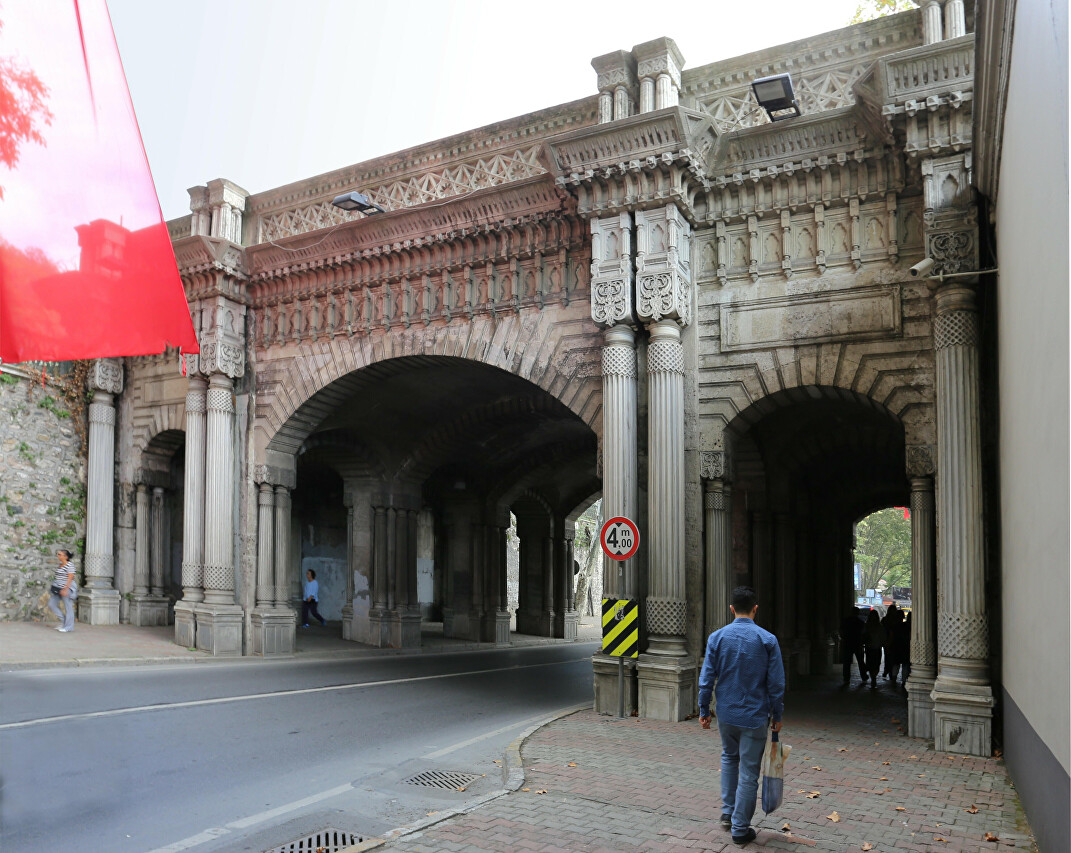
[600,516,640,718]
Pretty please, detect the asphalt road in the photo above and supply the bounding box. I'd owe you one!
[0,642,599,853]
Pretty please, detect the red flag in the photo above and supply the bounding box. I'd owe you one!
[0,0,198,362]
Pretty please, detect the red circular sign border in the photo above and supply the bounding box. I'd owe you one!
[600,516,640,561]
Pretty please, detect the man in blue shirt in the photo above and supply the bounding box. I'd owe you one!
[698,586,785,846]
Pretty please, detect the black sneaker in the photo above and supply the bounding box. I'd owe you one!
[720,814,732,829]
[732,828,757,846]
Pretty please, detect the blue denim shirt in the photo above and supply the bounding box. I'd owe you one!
[698,617,785,727]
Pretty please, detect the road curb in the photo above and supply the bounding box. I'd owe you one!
[340,702,591,852]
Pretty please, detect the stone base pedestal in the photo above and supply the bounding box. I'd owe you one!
[130,595,169,627]
[77,587,120,625]
[251,608,296,656]
[195,604,243,657]
[481,610,511,645]
[446,608,482,641]
[367,609,392,647]
[932,676,994,756]
[515,609,545,636]
[389,612,422,649]
[906,671,936,739]
[555,611,579,640]
[593,653,637,716]
[174,601,197,647]
[442,607,455,637]
[637,654,696,722]
[341,603,354,640]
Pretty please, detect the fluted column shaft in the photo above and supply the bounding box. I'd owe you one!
[655,73,675,109]
[922,0,943,43]
[134,484,150,596]
[256,484,274,607]
[907,476,937,736]
[597,91,613,124]
[613,85,629,120]
[934,286,989,676]
[407,510,419,612]
[181,377,207,602]
[84,392,117,588]
[373,506,388,609]
[601,325,639,600]
[273,486,291,605]
[704,480,731,636]
[646,320,687,655]
[202,375,235,605]
[150,486,167,595]
[639,78,655,113]
[774,513,796,642]
[944,0,965,38]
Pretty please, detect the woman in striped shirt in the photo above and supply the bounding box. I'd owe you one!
[48,549,78,632]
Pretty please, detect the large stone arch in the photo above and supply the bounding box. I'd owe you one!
[254,309,603,469]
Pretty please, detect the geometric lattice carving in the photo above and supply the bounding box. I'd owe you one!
[602,345,637,378]
[704,489,728,511]
[260,147,547,242]
[647,596,687,636]
[648,340,685,375]
[938,611,989,660]
[933,311,980,350]
[181,560,203,589]
[207,388,234,413]
[911,638,937,667]
[84,552,112,579]
[185,389,207,414]
[203,563,235,592]
[88,402,116,426]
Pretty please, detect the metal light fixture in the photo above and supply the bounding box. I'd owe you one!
[752,73,801,122]
[330,191,386,215]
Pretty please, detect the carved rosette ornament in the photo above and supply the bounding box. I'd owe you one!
[927,229,976,276]
[905,445,936,478]
[635,205,692,326]
[591,279,632,326]
[590,213,634,327]
[700,451,730,481]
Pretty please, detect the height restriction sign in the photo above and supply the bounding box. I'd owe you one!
[600,516,640,561]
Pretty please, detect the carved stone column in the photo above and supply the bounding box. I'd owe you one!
[150,487,167,596]
[196,373,242,656]
[368,504,391,647]
[341,493,356,638]
[774,512,797,670]
[134,484,150,598]
[80,359,123,624]
[273,485,291,606]
[634,38,684,112]
[175,375,207,647]
[922,0,943,43]
[131,481,167,626]
[751,510,773,628]
[255,483,274,608]
[554,518,579,641]
[931,285,994,755]
[944,0,966,39]
[591,51,635,124]
[250,480,294,655]
[389,504,421,649]
[481,521,511,645]
[702,463,731,637]
[906,467,938,738]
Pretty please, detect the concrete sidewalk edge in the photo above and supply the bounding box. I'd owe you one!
[339,702,592,853]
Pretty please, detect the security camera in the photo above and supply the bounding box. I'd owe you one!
[909,257,935,277]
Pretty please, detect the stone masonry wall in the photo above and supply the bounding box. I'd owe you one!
[0,369,88,620]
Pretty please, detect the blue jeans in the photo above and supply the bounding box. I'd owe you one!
[718,719,768,836]
[48,592,75,631]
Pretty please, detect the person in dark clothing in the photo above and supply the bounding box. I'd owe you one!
[886,607,906,682]
[895,611,912,686]
[840,607,866,685]
[881,603,899,678]
[864,609,886,688]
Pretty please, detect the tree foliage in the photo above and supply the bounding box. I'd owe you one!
[855,507,911,592]
[0,20,53,199]
[849,0,918,25]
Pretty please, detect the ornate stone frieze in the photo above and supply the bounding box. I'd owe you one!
[590,213,634,326]
[592,49,637,93]
[906,445,936,477]
[714,108,868,174]
[879,35,974,107]
[90,358,124,395]
[635,205,691,326]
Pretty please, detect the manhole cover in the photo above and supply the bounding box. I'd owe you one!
[263,827,363,853]
[403,770,481,790]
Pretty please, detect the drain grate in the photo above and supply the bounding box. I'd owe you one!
[263,827,363,853]
[403,770,481,790]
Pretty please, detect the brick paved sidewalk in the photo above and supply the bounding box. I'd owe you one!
[383,674,1036,853]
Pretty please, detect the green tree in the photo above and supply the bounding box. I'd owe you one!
[855,507,911,592]
[849,0,918,25]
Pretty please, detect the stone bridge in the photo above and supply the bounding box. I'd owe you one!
[80,9,995,756]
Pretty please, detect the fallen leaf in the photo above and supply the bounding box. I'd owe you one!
[862,844,874,851]
[781,822,791,832]
[807,791,821,799]
[966,805,979,814]
[910,754,918,759]
[918,774,926,778]
[838,747,849,752]
[797,789,808,794]
[567,762,577,767]
[882,729,889,733]
[885,788,892,792]
[481,774,486,777]
[812,765,823,771]
[874,742,881,746]
[880,777,889,781]
[984,832,999,842]
[426,811,438,816]
[993,749,1003,758]
[935,837,949,843]
[891,718,900,724]
[456,786,467,792]
[535,789,547,795]
[493,759,502,764]
[521,787,530,792]
[882,761,891,766]
[826,811,841,823]
[895,806,906,811]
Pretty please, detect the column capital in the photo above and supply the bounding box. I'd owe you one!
[90,358,124,395]
[633,37,684,91]
[591,213,635,327]
[198,295,247,379]
[906,445,936,478]
[636,205,692,326]
[700,451,732,482]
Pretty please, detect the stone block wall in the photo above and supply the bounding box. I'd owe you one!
[0,369,88,620]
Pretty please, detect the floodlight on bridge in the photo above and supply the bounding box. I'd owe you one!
[331,191,386,215]
[752,73,801,122]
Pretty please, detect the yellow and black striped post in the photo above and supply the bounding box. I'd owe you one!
[602,598,638,718]
[602,598,639,658]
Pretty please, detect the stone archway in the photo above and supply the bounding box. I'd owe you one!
[252,355,599,650]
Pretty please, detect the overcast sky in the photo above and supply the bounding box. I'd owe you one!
[106,0,866,221]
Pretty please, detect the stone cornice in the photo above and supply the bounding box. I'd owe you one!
[877,34,974,108]
[173,235,248,279]
[246,175,574,281]
[972,0,1016,201]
